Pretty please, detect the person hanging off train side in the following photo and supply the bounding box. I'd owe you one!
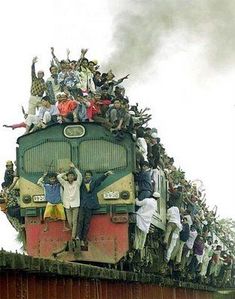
[135,161,153,200]
[76,170,113,247]
[37,172,67,232]
[133,192,161,251]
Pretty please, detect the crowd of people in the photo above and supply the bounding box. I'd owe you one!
[1,48,234,287]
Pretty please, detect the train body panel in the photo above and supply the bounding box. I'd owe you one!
[14,123,168,264]
[151,168,168,231]
[25,214,129,263]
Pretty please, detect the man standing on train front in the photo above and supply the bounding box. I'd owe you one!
[57,163,82,240]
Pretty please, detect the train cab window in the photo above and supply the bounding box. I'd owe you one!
[23,141,71,173]
[79,140,127,171]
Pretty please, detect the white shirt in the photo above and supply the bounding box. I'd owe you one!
[57,168,82,209]
[166,206,182,230]
[186,230,198,249]
[136,197,157,233]
[137,137,148,161]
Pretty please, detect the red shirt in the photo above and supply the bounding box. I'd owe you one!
[58,99,77,117]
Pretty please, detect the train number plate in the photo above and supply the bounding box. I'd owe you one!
[33,195,46,202]
[103,191,119,199]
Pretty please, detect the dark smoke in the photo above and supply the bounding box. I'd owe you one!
[106,0,235,77]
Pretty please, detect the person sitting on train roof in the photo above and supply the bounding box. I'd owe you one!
[76,57,96,94]
[88,60,99,74]
[25,96,59,133]
[164,203,182,263]
[50,47,70,71]
[28,56,47,115]
[133,191,160,251]
[37,172,67,232]
[100,70,129,97]
[106,99,131,131]
[135,161,153,200]
[46,65,61,104]
[93,71,106,89]
[76,170,113,247]
[86,92,112,129]
[57,163,82,240]
[56,92,78,123]
[73,91,89,122]
[1,160,14,189]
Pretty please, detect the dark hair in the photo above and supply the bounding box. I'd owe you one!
[136,127,145,138]
[81,58,88,63]
[42,95,50,102]
[85,170,93,176]
[142,161,149,168]
[67,170,76,176]
[49,65,57,72]
[47,172,57,178]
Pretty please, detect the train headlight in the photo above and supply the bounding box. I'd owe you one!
[120,191,130,200]
[22,195,32,204]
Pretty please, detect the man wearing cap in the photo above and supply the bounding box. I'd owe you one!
[135,161,153,200]
[56,92,77,122]
[164,203,182,262]
[28,57,46,115]
[1,161,14,189]
[133,192,160,250]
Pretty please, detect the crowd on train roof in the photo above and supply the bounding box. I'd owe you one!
[1,48,235,287]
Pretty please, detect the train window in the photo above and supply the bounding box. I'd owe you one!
[23,141,71,173]
[79,140,127,171]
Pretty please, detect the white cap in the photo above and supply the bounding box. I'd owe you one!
[153,191,160,198]
[151,132,158,139]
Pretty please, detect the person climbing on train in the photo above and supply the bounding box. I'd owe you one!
[57,163,82,240]
[37,172,67,232]
[1,161,14,189]
[76,170,113,247]
[133,191,160,250]
[28,56,47,115]
[164,202,182,263]
[135,161,153,200]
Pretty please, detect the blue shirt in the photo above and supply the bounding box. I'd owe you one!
[44,183,61,204]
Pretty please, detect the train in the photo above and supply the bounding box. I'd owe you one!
[11,122,167,271]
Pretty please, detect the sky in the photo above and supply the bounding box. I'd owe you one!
[0,0,234,251]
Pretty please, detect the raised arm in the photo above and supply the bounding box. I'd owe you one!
[69,162,82,184]
[37,173,47,188]
[50,47,61,69]
[57,172,67,186]
[31,56,38,80]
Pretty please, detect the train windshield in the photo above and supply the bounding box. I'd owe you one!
[22,139,127,173]
[79,139,127,171]
[23,141,71,173]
